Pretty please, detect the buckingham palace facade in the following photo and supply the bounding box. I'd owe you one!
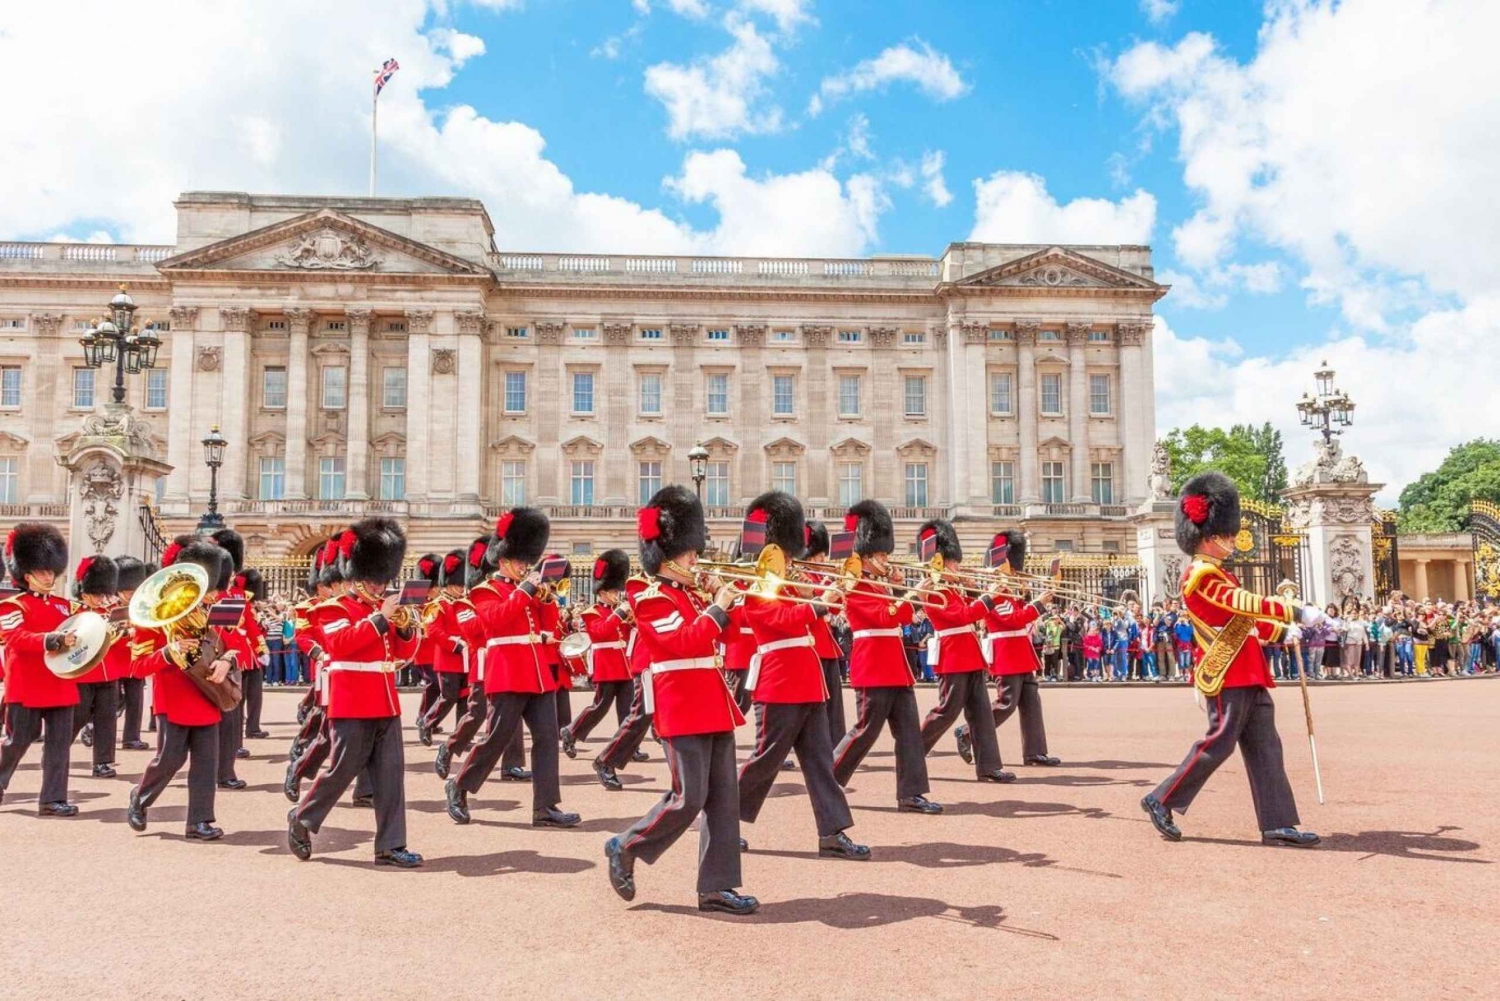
[0,191,1166,562]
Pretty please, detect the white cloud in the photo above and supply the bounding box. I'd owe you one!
[1153,299,1499,500]
[429,28,486,66]
[1159,261,1283,310]
[810,40,968,116]
[644,14,783,139]
[469,0,525,9]
[0,2,881,259]
[1156,270,1227,310]
[1110,2,1500,329]
[970,171,1155,245]
[919,150,951,208]
[845,113,874,160]
[737,0,816,34]
[634,0,712,18]
[1140,0,1179,25]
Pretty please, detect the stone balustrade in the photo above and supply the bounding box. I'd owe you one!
[489,251,940,284]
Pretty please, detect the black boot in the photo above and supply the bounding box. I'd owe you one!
[37,801,78,818]
[897,795,942,815]
[698,890,759,915]
[185,821,224,841]
[977,768,1016,783]
[283,762,301,803]
[560,728,577,759]
[217,778,247,791]
[631,749,649,763]
[127,788,147,832]
[417,718,433,747]
[445,777,470,824]
[235,747,250,760]
[501,766,532,782]
[817,831,871,860]
[1140,795,1181,841]
[954,724,973,765]
[92,763,117,779]
[604,836,635,900]
[434,743,452,779]
[287,809,312,860]
[533,806,581,828]
[376,847,424,868]
[1262,827,1320,847]
[593,759,623,791]
[1024,754,1062,766]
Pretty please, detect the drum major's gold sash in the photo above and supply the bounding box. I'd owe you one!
[1194,612,1256,698]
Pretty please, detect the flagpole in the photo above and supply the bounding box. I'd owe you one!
[369,85,378,197]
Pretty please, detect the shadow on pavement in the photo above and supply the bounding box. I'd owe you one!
[854,799,1112,821]
[633,891,1059,938]
[1184,826,1491,864]
[751,839,1122,878]
[412,849,596,877]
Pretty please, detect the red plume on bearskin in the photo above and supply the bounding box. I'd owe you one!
[843,513,859,532]
[593,549,631,593]
[418,555,436,576]
[845,500,895,557]
[1174,471,1241,556]
[593,558,607,580]
[339,531,357,562]
[491,507,549,564]
[468,538,488,568]
[161,542,182,567]
[1181,495,1210,525]
[443,553,461,575]
[495,511,515,539]
[73,555,118,597]
[637,485,705,575]
[637,506,662,541]
[77,557,96,583]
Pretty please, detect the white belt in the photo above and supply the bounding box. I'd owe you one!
[652,656,720,673]
[325,661,398,674]
[592,641,626,651]
[487,634,542,647]
[852,628,902,640]
[746,635,815,691]
[934,626,975,639]
[989,629,1028,639]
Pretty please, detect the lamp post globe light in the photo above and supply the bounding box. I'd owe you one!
[688,442,709,500]
[197,424,229,532]
[1295,359,1356,445]
[78,284,162,406]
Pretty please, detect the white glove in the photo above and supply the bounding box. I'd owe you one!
[1298,605,1326,627]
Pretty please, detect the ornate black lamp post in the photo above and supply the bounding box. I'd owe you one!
[197,424,228,532]
[688,442,709,501]
[1295,360,1356,445]
[79,285,162,405]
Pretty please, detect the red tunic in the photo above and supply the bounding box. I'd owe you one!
[129,625,224,727]
[627,576,742,738]
[924,587,991,676]
[539,600,568,690]
[318,594,418,719]
[720,605,757,675]
[844,576,914,689]
[741,595,826,704]
[429,597,474,676]
[1179,557,1295,690]
[227,584,267,672]
[797,567,843,660]
[984,598,1043,676]
[74,598,131,685]
[582,603,632,683]
[0,592,80,709]
[470,577,554,695]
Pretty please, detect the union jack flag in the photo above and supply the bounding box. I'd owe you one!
[373,57,400,97]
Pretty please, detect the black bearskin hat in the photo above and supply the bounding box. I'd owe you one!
[210,528,245,573]
[416,552,443,588]
[988,530,1027,571]
[237,568,266,601]
[73,555,119,597]
[465,535,496,588]
[114,555,149,594]
[5,522,67,583]
[439,549,466,589]
[345,518,407,585]
[805,520,830,559]
[592,549,630,593]
[918,519,963,564]
[319,534,347,587]
[165,538,228,589]
[747,490,807,559]
[844,500,895,557]
[638,484,707,575]
[1175,470,1241,557]
[490,507,550,566]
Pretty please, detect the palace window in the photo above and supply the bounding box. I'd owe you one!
[705,373,729,416]
[1091,462,1115,504]
[902,330,926,345]
[990,372,1013,415]
[988,329,1013,342]
[72,368,95,409]
[380,457,406,501]
[262,367,287,409]
[258,457,285,500]
[325,319,345,331]
[1089,374,1111,415]
[991,461,1015,504]
[1102,540,1121,554]
[572,327,596,340]
[1088,330,1109,342]
[501,461,526,505]
[386,320,407,333]
[773,330,795,343]
[570,460,595,505]
[0,318,25,330]
[1054,539,1075,553]
[904,463,929,507]
[321,365,347,409]
[838,374,861,417]
[771,462,796,495]
[1040,373,1062,415]
[505,326,528,339]
[706,461,730,507]
[383,367,408,409]
[707,328,730,342]
[0,366,21,407]
[903,375,926,417]
[638,373,662,415]
[572,371,595,414]
[838,462,863,506]
[639,328,662,341]
[145,368,168,409]
[267,320,286,331]
[1040,329,1060,341]
[504,371,527,414]
[772,375,794,416]
[638,461,662,506]
[1042,461,1066,503]
[318,456,346,500]
[837,329,862,344]
[0,457,18,503]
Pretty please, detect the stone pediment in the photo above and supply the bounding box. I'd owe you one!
[630,435,672,458]
[700,435,738,453]
[561,435,604,455]
[829,435,871,456]
[764,436,805,457]
[489,434,535,455]
[954,247,1161,293]
[157,208,490,279]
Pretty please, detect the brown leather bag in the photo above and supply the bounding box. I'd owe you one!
[182,630,245,713]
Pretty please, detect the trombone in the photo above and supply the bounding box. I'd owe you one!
[697,545,847,609]
[888,554,1028,601]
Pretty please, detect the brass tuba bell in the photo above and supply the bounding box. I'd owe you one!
[129,562,210,639]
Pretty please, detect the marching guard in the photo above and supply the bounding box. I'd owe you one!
[802,521,847,743]
[560,550,634,759]
[830,501,942,814]
[604,485,756,914]
[113,556,153,752]
[734,492,868,861]
[417,550,474,746]
[955,530,1061,768]
[1141,472,1322,847]
[288,518,424,867]
[0,523,80,816]
[232,566,271,743]
[434,537,496,779]
[69,556,127,778]
[912,520,1014,783]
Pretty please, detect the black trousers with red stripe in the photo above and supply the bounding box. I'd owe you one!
[119,678,146,745]
[295,715,407,853]
[618,731,742,893]
[739,701,852,837]
[135,717,217,825]
[728,669,752,714]
[596,676,653,770]
[920,670,1003,774]
[565,679,632,743]
[72,681,118,766]
[821,658,845,746]
[832,686,930,800]
[420,672,467,731]
[1153,686,1300,831]
[292,712,373,799]
[455,692,560,811]
[0,703,73,804]
[991,672,1050,759]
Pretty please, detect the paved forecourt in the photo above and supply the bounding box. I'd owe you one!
[0,679,1493,1000]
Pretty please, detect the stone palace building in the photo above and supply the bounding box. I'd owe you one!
[0,191,1166,564]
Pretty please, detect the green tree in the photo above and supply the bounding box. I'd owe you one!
[1160,425,1270,501]
[1397,439,1500,532]
[1235,422,1288,500]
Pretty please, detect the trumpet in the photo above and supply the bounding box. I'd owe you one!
[888,554,1028,601]
[696,545,847,608]
[995,568,1135,609]
[838,553,946,610]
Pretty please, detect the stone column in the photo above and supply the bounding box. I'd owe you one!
[1453,559,1469,601]
[163,308,197,506]
[953,322,991,512]
[1129,498,1183,606]
[1413,558,1430,601]
[868,327,898,500]
[738,325,770,501]
[403,310,434,505]
[344,309,371,499]
[218,307,252,501]
[1283,449,1384,607]
[1066,322,1091,502]
[1015,321,1040,503]
[536,321,565,504]
[283,308,313,500]
[668,324,699,485]
[1118,322,1149,505]
[602,323,632,503]
[454,310,485,506]
[26,315,65,503]
[55,420,171,569]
